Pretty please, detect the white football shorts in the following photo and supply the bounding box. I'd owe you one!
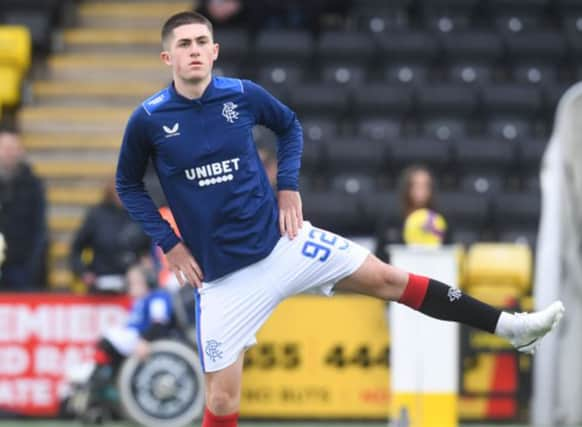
[194,221,370,372]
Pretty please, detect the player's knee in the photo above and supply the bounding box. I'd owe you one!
[378,263,407,301]
[206,389,239,415]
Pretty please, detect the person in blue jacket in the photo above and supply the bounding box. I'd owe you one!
[115,11,564,427]
[87,264,175,403]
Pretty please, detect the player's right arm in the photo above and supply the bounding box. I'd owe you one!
[116,109,203,287]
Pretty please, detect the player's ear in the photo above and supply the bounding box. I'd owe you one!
[213,42,219,61]
[160,50,172,66]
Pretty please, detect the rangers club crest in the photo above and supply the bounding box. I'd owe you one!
[205,340,224,362]
[222,102,239,123]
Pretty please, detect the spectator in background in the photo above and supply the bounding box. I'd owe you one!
[78,263,175,412]
[0,130,47,291]
[196,0,352,34]
[375,165,449,259]
[258,146,277,189]
[69,177,150,293]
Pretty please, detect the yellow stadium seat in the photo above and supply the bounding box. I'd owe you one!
[0,25,32,75]
[464,243,532,293]
[0,66,21,106]
[468,284,522,308]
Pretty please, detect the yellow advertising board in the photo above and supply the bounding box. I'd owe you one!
[240,295,391,419]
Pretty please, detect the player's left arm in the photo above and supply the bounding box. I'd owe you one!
[243,80,304,239]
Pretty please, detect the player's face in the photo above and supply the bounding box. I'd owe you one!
[127,268,148,299]
[409,170,432,208]
[161,23,219,84]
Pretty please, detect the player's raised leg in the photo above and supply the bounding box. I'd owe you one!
[202,352,244,426]
[335,254,565,354]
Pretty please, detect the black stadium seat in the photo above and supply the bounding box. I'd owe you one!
[453,138,516,175]
[324,138,388,177]
[352,0,412,32]
[389,138,452,175]
[440,31,503,84]
[288,84,349,117]
[255,30,314,87]
[302,191,365,235]
[504,31,566,85]
[317,31,375,85]
[418,0,480,32]
[488,0,551,33]
[460,174,505,196]
[352,84,413,140]
[481,84,543,140]
[438,191,490,230]
[377,32,438,84]
[492,191,541,228]
[416,84,478,140]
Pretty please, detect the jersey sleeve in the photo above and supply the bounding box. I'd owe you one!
[116,108,181,253]
[243,80,303,191]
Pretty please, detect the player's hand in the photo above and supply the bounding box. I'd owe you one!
[135,339,150,360]
[165,242,204,288]
[277,190,303,240]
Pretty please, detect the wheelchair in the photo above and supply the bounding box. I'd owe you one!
[66,286,205,427]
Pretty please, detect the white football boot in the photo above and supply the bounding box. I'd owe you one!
[510,301,565,354]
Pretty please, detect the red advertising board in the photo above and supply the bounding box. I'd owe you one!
[0,294,130,416]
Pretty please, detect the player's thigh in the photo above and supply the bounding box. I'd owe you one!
[279,222,370,297]
[334,253,408,301]
[204,351,245,410]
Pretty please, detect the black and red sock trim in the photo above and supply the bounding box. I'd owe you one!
[399,273,501,333]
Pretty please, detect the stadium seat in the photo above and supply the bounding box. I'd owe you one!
[460,174,504,196]
[418,0,480,32]
[302,191,365,235]
[464,242,532,292]
[212,29,249,63]
[441,31,502,84]
[466,284,522,308]
[0,65,21,106]
[257,65,306,89]
[324,138,388,179]
[488,0,551,33]
[352,0,412,32]
[361,191,401,230]
[389,138,452,176]
[0,25,31,75]
[255,30,313,64]
[481,84,542,140]
[352,84,412,140]
[416,84,478,140]
[499,228,538,247]
[450,228,481,246]
[300,139,323,175]
[377,32,437,84]
[453,138,516,175]
[331,174,377,195]
[317,31,374,86]
[504,31,565,85]
[3,11,51,53]
[518,138,548,176]
[300,116,339,143]
[492,191,540,230]
[288,84,349,118]
[212,62,240,79]
[254,30,313,86]
[438,191,490,230]
[355,118,405,141]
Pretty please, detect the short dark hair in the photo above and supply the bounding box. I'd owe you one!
[161,11,213,47]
